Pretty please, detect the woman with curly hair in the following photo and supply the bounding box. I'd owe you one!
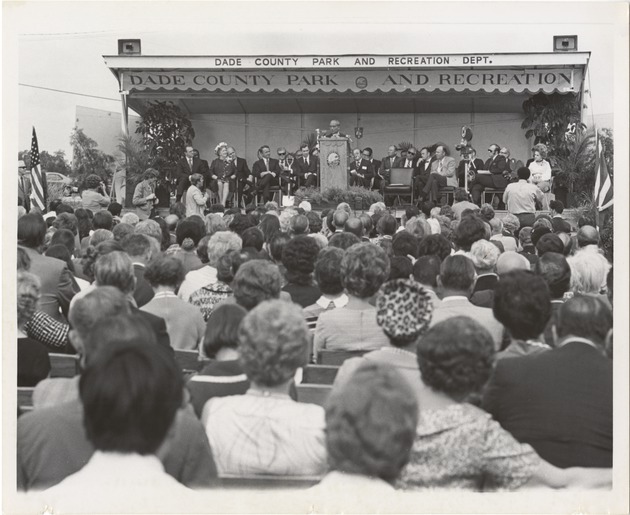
[314,242,390,356]
[281,235,321,308]
[80,174,110,212]
[201,300,327,476]
[398,316,612,491]
[208,143,236,207]
[17,271,51,386]
[528,143,552,193]
[132,168,159,220]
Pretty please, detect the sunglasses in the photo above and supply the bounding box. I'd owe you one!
[407,152,416,156]
[278,153,286,156]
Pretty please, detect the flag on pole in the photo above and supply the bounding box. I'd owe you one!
[593,134,613,212]
[29,127,47,213]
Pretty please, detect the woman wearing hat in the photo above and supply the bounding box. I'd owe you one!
[81,174,110,212]
[132,168,159,220]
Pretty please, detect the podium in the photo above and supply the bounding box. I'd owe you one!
[318,137,350,190]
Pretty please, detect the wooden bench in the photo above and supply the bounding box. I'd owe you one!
[174,349,205,374]
[317,349,367,366]
[438,186,456,206]
[302,365,339,385]
[49,353,80,378]
[217,474,321,489]
[483,188,505,206]
[296,384,332,407]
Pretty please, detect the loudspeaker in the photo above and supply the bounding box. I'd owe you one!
[118,39,141,55]
[553,35,578,52]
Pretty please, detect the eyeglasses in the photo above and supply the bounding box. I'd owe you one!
[407,152,416,156]
[278,153,286,156]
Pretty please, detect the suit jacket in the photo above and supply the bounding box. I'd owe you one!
[132,264,155,308]
[429,296,504,349]
[349,159,374,180]
[484,155,509,188]
[394,156,419,170]
[457,158,484,182]
[21,246,78,322]
[233,157,251,182]
[551,216,572,234]
[430,156,458,187]
[370,159,381,176]
[295,155,319,179]
[482,340,612,468]
[414,158,435,179]
[379,155,398,175]
[175,157,204,179]
[252,158,281,180]
[130,305,172,353]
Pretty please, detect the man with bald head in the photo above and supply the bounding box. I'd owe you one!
[332,209,349,234]
[577,225,599,249]
[343,217,364,239]
[496,251,530,276]
[423,145,457,203]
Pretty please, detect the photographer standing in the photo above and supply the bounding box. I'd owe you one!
[132,168,160,220]
[81,174,111,212]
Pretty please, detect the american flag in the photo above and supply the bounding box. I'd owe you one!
[29,127,47,212]
[593,134,613,212]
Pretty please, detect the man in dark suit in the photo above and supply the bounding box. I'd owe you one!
[252,145,281,203]
[470,143,509,205]
[549,200,573,233]
[378,145,398,191]
[322,119,349,139]
[413,147,435,199]
[276,147,297,196]
[361,147,381,190]
[482,295,612,468]
[227,146,253,207]
[294,143,319,189]
[18,213,78,322]
[456,148,485,188]
[175,145,204,202]
[348,148,374,187]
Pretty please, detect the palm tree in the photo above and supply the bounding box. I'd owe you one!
[552,128,596,204]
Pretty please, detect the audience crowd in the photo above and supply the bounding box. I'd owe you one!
[15,185,614,499]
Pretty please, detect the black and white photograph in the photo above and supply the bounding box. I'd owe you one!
[3,1,628,513]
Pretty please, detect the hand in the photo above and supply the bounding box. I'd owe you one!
[146,193,156,200]
[211,175,218,180]
[350,170,357,175]
[271,172,276,178]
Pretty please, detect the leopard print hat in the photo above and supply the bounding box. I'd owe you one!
[375,278,434,340]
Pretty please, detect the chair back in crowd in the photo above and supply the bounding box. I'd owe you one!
[17,386,35,416]
[384,168,414,206]
[49,353,80,378]
[174,349,205,374]
[296,383,332,407]
[217,474,321,489]
[317,349,368,366]
[302,365,339,385]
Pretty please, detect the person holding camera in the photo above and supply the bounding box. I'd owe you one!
[81,174,111,213]
[132,168,160,220]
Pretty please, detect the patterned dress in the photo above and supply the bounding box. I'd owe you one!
[188,281,233,321]
[398,403,540,491]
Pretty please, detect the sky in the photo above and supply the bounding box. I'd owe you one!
[4,1,625,159]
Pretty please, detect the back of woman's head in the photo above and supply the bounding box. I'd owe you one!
[341,243,390,299]
[325,361,418,483]
[176,219,204,247]
[18,212,47,248]
[203,304,247,359]
[281,235,320,285]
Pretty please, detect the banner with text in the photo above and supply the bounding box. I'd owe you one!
[123,68,582,95]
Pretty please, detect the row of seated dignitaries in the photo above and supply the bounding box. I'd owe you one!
[16,200,613,498]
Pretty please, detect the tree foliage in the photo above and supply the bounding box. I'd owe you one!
[70,127,114,187]
[19,149,71,176]
[135,101,195,181]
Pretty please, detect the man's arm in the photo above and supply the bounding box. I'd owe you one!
[57,265,78,319]
[25,311,70,350]
[443,158,457,177]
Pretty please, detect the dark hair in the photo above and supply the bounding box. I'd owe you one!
[121,233,153,259]
[232,260,282,310]
[169,202,186,220]
[151,216,172,251]
[342,243,390,298]
[18,213,47,248]
[50,228,76,256]
[536,233,564,256]
[389,256,413,281]
[417,317,495,399]
[281,235,320,286]
[453,215,486,251]
[229,213,256,236]
[412,255,441,287]
[196,234,212,263]
[325,361,418,483]
[306,211,322,234]
[241,227,264,252]
[74,208,92,239]
[176,219,203,246]
[55,203,74,215]
[358,213,373,237]
[52,212,79,236]
[144,255,185,289]
[439,255,476,291]
[376,214,397,236]
[80,338,182,454]
[93,211,114,231]
[216,249,249,284]
[259,214,281,244]
[479,204,495,222]
[493,270,551,340]
[531,226,552,247]
[534,252,571,299]
[328,232,361,250]
[314,247,344,296]
[404,206,420,221]
[80,240,124,282]
[392,231,419,259]
[549,200,564,214]
[112,223,135,243]
[557,295,612,346]
[454,188,469,202]
[107,202,123,217]
[417,234,452,262]
[203,304,247,359]
[45,244,75,273]
[517,166,531,180]
[269,231,291,262]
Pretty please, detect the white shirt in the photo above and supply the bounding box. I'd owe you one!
[178,265,218,302]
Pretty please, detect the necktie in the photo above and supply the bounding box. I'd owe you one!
[306,158,309,166]
[188,158,192,168]
[326,301,336,310]
[439,160,443,173]
[406,160,411,168]
[265,159,269,171]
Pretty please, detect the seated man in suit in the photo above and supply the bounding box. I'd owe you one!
[378,145,398,190]
[348,148,374,188]
[361,148,381,190]
[422,145,457,204]
[277,147,297,196]
[470,143,510,206]
[175,145,204,202]
[482,295,613,469]
[227,146,253,207]
[456,148,484,188]
[549,200,572,233]
[295,143,319,189]
[413,147,434,200]
[252,145,281,203]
